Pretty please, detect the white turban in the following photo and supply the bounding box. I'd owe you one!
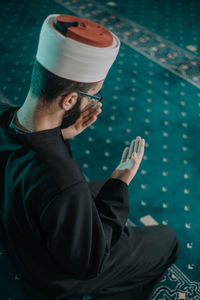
[36,14,121,83]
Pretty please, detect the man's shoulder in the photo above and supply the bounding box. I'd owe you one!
[20,148,85,193]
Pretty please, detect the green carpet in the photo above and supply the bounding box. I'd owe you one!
[0,0,200,299]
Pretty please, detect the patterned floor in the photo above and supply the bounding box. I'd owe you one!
[0,0,200,299]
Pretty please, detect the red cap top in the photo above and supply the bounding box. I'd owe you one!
[56,14,113,48]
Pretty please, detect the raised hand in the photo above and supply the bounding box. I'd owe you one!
[110,136,145,186]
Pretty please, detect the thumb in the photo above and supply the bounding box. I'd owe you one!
[120,147,129,163]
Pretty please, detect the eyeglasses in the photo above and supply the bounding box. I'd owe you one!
[78,90,103,103]
[61,90,103,104]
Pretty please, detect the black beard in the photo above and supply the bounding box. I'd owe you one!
[60,95,83,129]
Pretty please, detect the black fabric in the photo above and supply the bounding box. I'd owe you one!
[0,103,179,300]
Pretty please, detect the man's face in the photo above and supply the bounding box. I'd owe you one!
[60,80,104,129]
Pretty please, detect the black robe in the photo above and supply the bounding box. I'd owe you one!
[0,103,179,300]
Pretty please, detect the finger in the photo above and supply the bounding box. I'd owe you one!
[91,100,100,109]
[128,139,135,159]
[83,102,101,122]
[120,147,129,163]
[82,100,97,112]
[133,136,141,153]
[88,98,96,105]
[123,147,130,161]
[91,103,102,113]
[132,152,138,162]
[137,138,142,155]
[82,115,97,128]
[83,106,102,121]
[86,99,96,107]
[86,99,98,109]
[95,108,102,115]
[83,101,102,114]
[138,139,145,158]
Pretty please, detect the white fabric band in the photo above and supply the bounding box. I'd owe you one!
[36,14,121,83]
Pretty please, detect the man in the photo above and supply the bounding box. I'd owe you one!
[0,14,179,300]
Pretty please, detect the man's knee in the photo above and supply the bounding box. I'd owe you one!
[160,225,179,247]
[158,225,180,265]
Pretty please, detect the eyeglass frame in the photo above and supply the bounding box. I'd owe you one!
[61,90,103,103]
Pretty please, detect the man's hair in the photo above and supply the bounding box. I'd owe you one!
[30,59,100,107]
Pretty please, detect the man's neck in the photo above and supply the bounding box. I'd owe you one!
[13,110,31,132]
[15,92,62,132]
[15,96,39,132]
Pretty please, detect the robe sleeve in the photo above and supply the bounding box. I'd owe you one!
[39,178,129,280]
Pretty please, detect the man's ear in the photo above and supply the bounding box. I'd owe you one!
[60,92,78,110]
